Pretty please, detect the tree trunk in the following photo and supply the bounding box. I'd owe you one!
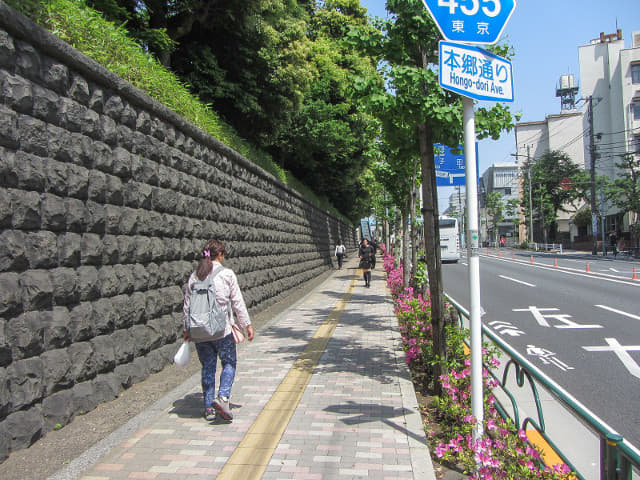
[418,121,446,395]
[410,156,418,286]
[402,207,410,289]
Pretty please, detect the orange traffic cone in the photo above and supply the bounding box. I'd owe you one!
[586,262,591,273]
[554,258,558,267]
[512,253,516,260]
[498,252,502,258]
[633,267,638,281]
[530,255,534,264]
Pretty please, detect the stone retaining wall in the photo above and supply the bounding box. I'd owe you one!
[0,2,356,461]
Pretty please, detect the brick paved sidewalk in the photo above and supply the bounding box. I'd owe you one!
[49,258,436,480]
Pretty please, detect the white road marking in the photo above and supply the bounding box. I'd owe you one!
[583,338,640,380]
[498,275,535,287]
[595,305,640,321]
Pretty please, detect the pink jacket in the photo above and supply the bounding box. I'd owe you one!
[183,261,251,336]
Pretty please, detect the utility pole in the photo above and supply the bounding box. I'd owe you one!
[587,96,599,255]
[527,145,533,245]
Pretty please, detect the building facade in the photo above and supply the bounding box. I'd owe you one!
[514,111,586,244]
[479,162,519,245]
[579,29,640,243]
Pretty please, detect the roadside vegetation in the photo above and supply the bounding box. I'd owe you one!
[382,246,574,479]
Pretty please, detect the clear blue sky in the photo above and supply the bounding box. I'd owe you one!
[358,0,640,210]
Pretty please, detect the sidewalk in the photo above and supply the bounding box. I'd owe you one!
[49,258,436,480]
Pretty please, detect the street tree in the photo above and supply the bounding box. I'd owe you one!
[605,153,640,249]
[485,191,505,245]
[521,150,589,243]
[349,0,519,392]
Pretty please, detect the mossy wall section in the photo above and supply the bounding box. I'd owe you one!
[0,3,356,460]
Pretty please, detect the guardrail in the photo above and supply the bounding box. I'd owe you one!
[529,242,564,254]
[446,295,640,480]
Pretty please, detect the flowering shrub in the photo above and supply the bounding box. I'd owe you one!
[383,250,573,479]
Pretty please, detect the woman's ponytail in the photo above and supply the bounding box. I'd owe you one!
[196,239,226,280]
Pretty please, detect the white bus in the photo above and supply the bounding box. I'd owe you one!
[439,216,460,262]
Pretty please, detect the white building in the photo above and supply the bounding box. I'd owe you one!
[480,162,519,245]
[514,111,586,244]
[579,29,640,239]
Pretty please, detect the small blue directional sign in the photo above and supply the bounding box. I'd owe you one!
[439,41,513,102]
[422,0,516,45]
[434,143,479,186]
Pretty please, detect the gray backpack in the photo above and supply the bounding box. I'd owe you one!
[187,266,229,342]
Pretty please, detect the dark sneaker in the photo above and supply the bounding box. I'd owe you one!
[213,397,233,421]
[204,407,216,421]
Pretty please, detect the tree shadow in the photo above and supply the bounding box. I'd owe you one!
[324,400,429,447]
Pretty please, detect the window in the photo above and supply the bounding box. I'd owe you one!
[634,102,640,121]
[632,63,640,84]
[504,187,512,195]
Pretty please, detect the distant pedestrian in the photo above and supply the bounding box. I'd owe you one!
[369,237,378,269]
[359,238,375,288]
[183,239,255,422]
[500,236,505,248]
[335,240,346,270]
[609,232,618,257]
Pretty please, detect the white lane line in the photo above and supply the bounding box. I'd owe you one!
[498,275,536,287]
[595,305,640,321]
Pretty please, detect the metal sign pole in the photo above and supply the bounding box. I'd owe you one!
[463,96,484,441]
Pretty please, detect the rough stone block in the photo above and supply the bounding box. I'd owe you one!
[6,311,43,360]
[41,58,69,94]
[0,28,15,68]
[0,366,10,417]
[57,232,81,267]
[93,297,116,335]
[111,329,134,364]
[10,189,41,230]
[8,356,43,409]
[40,348,72,395]
[68,74,89,105]
[91,373,122,404]
[67,342,96,383]
[90,335,116,374]
[19,270,53,312]
[32,83,59,123]
[5,406,42,452]
[68,302,96,342]
[0,271,21,319]
[42,388,74,432]
[43,306,71,350]
[2,72,33,114]
[25,230,58,268]
[76,266,99,301]
[71,381,98,415]
[81,233,103,265]
[18,115,48,157]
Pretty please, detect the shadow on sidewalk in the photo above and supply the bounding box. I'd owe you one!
[324,401,429,447]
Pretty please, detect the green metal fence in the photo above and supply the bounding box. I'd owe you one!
[446,295,640,480]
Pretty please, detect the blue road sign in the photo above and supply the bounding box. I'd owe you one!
[439,41,513,102]
[422,0,516,45]
[434,143,478,186]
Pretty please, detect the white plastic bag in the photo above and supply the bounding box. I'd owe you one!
[173,341,191,367]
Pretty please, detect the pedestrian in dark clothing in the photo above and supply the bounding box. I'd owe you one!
[369,238,378,269]
[359,238,375,287]
[609,232,618,257]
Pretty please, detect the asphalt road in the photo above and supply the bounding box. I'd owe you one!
[442,249,640,450]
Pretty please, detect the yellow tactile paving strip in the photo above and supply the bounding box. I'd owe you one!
[216,274,359,479]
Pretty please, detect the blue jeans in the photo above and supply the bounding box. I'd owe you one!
[194,334,237,408]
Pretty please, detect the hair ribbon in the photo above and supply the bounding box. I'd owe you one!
[203,250,211,258]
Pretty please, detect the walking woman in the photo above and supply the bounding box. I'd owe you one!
[359,238,375,287]
[183,239,255,422]
[335,240,346,270]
